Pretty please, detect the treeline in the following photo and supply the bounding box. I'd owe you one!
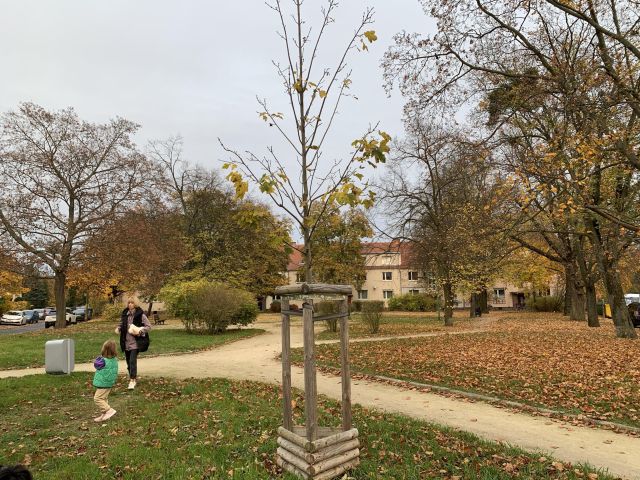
[381,0,640,338]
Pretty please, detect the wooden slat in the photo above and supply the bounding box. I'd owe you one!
[281,309,304,316]
[308,438,360,464]
[276,455,309,480]
[281,298,293,431]
[278,427,312,451]
[339,298,352,431]
[303,300,318,442]
[311,428,359,451]
[312,311,349,323]
[311,448,360,476]
[277,447,311,475]
[277,436,314,464]
[313,457,360,480]
[275,283,353,296]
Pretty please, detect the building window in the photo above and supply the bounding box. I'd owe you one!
[358,290,368,300]
[493,288,506,304]
[383,290,394,299]
[382,271,392,281]
[382,255,393,265]
[295,272,304,283]
[409,289,420,295]
[408,271,418,281]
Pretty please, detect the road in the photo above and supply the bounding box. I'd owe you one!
[0,321,45,335]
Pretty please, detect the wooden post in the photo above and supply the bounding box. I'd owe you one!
[303,299,318,442]
[339,298,352,431]
[281,298,293,431]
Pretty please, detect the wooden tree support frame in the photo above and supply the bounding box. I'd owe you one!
[275,283,358,480]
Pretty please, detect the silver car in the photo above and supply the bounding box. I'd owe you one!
[1,310,26,325]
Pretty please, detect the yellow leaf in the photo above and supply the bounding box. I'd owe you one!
[318,89,327,98]
[364,30,378,43]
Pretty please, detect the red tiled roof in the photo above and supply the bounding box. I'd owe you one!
[287,240,416,271]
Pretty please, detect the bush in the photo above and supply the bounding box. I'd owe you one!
[160,279,258,334]
[270,300,281,313]
[387,293,437,312]
[101,303,124,322]
[361,300,384,333]
[350,300,363,313]
[316,300,339,332]
[529,296,563,312]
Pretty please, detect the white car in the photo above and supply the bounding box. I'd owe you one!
[44,308,77,328]
[1,310,26,325]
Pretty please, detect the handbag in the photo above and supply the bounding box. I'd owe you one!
[136,332,150,352]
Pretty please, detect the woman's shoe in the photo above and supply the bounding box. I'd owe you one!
[127,379,136,390]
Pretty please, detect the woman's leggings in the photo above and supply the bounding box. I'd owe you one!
[125,349,139,379]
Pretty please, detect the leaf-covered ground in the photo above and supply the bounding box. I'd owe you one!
[298,313,640,429]
[0,374,613,479]
[316,312,481,340]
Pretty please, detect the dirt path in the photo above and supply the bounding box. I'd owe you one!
[2,320,639,479]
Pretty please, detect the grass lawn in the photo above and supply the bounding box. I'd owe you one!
[297,312,640,429]
[316,311,480,340]
[0,374,611,479]
[0,320,263,370]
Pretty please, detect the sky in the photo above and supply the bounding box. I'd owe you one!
[0,0,432,213]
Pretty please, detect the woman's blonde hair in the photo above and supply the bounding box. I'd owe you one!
[101,340,117,358]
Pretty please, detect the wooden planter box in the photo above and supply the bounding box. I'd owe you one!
[276,426,360,480]
[276,283,357,480]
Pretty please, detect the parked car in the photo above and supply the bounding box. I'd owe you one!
[22,310,39,324]
[72,306,93,321]
[33,308,46,320]
[44,308,77,328]
[1,310,26,325]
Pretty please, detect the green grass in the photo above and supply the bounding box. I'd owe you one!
[0,374,611,479]
[0,322,263,370]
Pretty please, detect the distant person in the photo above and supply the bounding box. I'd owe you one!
[92,340,118,422]
[115,300,151,390]
[0,464,32,480]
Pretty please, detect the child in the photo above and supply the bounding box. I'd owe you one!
[92,340,119,422]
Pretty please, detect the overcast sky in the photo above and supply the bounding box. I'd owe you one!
[0,0,433,213]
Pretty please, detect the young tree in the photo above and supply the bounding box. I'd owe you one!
[0,103,149,327]
[221,0,389,282]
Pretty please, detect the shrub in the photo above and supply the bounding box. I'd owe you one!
[350,300,363,313]
[316,300,339,332]
[160,279,258,334]
[529,296,563,312]
[387,293,437,312]
[361,300,384,333]
[270,300,281,313]
[101,303,124,322]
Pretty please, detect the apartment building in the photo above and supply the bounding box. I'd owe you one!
[279,241,530,309]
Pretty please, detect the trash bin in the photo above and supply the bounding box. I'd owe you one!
[45,339,75,374]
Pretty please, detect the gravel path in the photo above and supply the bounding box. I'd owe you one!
[2,320,639,479]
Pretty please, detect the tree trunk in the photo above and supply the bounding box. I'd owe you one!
[603,266,637,338]
[563,267,572,317]
[479,288,489,314]
[470,292,481,318]
[54,271,67,329]
[566,263,585,321]
[147,299,154,316]
[585,282,600,328]
[442,282,454,326]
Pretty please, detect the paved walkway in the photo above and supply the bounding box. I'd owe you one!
[2,321,639,479]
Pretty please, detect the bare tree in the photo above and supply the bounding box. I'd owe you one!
[0,103,149,328]
[220,0,389,282]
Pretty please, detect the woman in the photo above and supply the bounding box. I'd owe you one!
[116,300,151,390]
